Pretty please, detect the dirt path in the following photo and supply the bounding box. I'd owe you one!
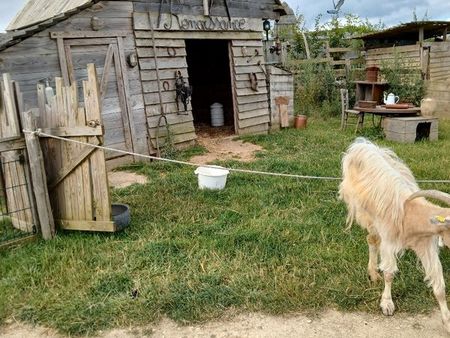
[108,171,148,189]
[1,310,447,337]
[190,132,263,165]
[107,132,262,188]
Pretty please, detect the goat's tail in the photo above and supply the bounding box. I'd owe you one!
[408,190,450,205]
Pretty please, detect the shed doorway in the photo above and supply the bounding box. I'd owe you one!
[185,40,235,135]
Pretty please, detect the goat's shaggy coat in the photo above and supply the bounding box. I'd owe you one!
[339,138,450,333]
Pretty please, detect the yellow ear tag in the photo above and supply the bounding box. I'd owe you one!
[430,215,450,225]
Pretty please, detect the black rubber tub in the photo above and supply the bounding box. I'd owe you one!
[112,203,130,231]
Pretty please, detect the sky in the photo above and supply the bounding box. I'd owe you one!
[284,0,450,28]
[0,1,27,32]
[1,0,450,33]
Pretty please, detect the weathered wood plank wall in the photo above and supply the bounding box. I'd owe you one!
[135,30,196,148]
[365,44,421,70]
[133,2,273,140]
[426,41,450,81]
[132,0,283,19]
[0,1,149,165]
[230,39,270,134]
[1,0,283,160]
[267,66,294,130]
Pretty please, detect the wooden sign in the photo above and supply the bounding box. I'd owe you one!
[133,12,262,32]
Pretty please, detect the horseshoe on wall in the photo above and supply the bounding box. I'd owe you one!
[249,73,258,92]
[167,47,176,57]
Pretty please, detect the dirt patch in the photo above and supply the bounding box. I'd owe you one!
[190,129,263,165]
[0,310,446,337]
[108,171,148,189]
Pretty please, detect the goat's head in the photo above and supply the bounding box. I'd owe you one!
[407,190,450,245]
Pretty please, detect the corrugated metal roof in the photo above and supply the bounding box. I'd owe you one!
[6,0,91,31]
[356,21,450,42]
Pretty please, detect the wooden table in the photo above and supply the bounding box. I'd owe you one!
[353,105,421,129]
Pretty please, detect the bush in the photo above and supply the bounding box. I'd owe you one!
[380,52,425,106]
[293,62,340,117]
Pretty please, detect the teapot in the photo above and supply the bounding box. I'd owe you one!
[383,92,399,105]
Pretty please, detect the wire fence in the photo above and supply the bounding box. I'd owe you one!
[0,152,37,246]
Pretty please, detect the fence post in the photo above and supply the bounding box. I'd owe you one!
[22,109,55,240]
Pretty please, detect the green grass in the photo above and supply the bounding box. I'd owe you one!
[1,117,450,335]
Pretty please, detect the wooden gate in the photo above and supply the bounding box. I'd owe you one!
[52,32,139,162]
[0,74,55,247]
[38,64,114,232]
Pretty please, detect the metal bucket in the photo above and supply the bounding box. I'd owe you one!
[210,102,224,127]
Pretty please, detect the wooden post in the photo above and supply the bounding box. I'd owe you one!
[22,109,55,240]
[203,0,209,16]
[443,27,447,41]
[419,27,424,70]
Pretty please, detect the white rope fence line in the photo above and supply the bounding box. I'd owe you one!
[23,129,450,184]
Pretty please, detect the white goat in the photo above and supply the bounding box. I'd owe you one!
[339,137,450,332]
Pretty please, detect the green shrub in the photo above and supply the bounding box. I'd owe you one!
[380,52,426,106]
[293,62,340,117]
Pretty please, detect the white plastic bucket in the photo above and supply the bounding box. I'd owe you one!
[194,166,229,190]
[210,102,224,127]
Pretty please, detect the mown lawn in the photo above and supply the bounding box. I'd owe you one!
[1,117,450,335]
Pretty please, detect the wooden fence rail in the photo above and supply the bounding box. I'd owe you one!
[287,42,363,79]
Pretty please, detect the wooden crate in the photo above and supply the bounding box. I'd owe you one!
[382,116,439,143]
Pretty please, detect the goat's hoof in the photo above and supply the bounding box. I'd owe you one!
[368,271,382,282]
[380,299,395,316]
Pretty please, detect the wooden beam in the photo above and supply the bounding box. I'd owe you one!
[203,0,209,16]
[136,30,262,40]
[56,38,70,86]
[0,137,26,152]
[48,138,99,191]
[39,126,104,137]
[100,44,115,103]
[84,64,111,222]
[59,220,116,232]
[419,27,424,44]
[22,109,55,240]
[117,36,140,158]
[50,31,130,39]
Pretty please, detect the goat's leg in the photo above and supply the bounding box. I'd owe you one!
[379,242,398,316]
[414,238,450,333]
[380,272,395,315]
[367,232,381,282]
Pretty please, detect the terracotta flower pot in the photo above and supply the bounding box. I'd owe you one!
[294,115,307,129]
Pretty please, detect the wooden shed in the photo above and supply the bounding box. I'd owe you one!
[0,0,289,167]
[359,21,450,119]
